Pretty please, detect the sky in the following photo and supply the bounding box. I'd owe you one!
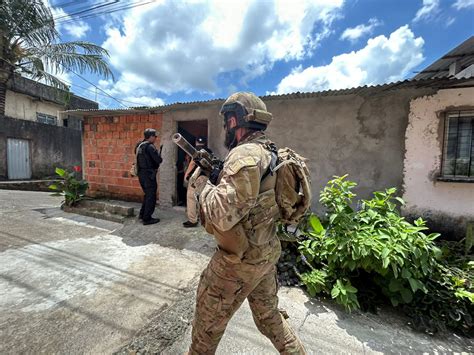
[46,0,474,109]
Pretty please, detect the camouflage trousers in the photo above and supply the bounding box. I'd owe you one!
[189,249,306,355]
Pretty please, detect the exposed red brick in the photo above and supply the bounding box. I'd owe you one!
[84,113,163,202]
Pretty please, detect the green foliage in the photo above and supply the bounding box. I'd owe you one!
[298,175,473,334]
[0,0,112,92]
[49,166,88,207]
[466,223,474,256]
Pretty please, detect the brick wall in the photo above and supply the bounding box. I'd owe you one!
[83,114,163,202]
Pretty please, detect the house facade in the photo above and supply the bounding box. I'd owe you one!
[0,75,97,180]
[68,37,474,239]
[69,77,472,238]
[403,86,474,239]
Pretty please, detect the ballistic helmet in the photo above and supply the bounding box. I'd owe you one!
[220,92,272,131]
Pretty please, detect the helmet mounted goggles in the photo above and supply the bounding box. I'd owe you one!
[220,102,248,124]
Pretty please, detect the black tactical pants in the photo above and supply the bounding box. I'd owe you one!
[138,169,157,221]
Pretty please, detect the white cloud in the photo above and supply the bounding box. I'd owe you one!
[123,96,165,107]
[94,78,166,108]
[413,0,440,22]
[453,0,474,9]
[46,1,90,39]
[63,22,91,39]
[102,0,345,95]
[272,25,424,94]
[340,18,382,43]
[445,17,456,27]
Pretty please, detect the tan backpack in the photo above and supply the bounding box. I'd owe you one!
[261,142,312,225]
[130,142,147,177]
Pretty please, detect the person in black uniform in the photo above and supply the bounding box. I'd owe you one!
[135,128,162,225]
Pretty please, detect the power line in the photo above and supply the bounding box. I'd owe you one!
[65,83,112,109]
[51,0,90,9]
[61,66,127,108]
[54,0,157,25]
[53,1,119,22]
[66,80,157,106]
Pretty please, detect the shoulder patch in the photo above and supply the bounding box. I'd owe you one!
[226,156,257,175]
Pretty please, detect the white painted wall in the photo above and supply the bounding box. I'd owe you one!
[5,90,63,125]
[403,87,474,218]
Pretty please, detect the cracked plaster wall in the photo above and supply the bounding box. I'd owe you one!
[402,87,474,239]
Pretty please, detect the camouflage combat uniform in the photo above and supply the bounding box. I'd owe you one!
[189,131,306,355]
[186,167,209,223]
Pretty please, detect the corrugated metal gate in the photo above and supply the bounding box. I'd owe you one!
[7,138,32,180]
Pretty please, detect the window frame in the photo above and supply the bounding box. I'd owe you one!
[36,112,57,126]
[438,110,474,183]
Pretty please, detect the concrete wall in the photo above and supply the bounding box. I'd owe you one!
[156,87,438,209]
[403,87,474,239]
[8,75,98,110]
[159,102,224,206]
[264,87,438,213]
[5,75,98,125]
[0,116,82,180]
[5,90,62,123]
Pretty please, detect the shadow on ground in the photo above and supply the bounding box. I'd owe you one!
[113,208,216,257]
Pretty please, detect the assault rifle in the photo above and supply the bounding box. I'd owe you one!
[172,133,223,175]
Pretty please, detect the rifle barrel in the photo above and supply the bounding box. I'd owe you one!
[172,133,198,158]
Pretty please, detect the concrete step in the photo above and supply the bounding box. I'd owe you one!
[63,199,142,223]
[0,179,58,192]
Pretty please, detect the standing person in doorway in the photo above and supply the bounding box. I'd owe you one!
[183,136,212,228]
[136,128,162,225]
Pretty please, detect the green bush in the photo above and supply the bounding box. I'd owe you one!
[49,166,88,207]
[298,175,473,333]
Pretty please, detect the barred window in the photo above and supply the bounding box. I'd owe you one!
[441,111,474,179]
[36,112,57,125]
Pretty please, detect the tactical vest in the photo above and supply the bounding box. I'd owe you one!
[206,134,280,264]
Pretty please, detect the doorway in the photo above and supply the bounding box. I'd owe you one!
[176,120,208,206]
[7,138,32,180]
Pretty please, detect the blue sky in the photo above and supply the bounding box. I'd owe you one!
[48,0,474,109]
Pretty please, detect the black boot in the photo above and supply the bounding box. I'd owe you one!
[143,218,160,225]
[183,221,198,228]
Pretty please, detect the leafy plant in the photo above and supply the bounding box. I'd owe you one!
[297,175,473,334]
[49,166,88,207]
[0,0,113,116]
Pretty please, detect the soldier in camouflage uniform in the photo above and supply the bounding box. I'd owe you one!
[189,92,306,354]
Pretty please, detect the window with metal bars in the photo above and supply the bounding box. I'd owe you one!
[36,112,57,126]
[441,110,474,180]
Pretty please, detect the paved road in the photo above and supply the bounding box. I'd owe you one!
[0,190,471,354]
[0,190,210,354]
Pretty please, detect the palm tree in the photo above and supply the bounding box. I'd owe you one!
[0,0,112,115]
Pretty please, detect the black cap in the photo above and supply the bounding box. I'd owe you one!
[144,128,158,139]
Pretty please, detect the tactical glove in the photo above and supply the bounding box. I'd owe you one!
[209,166,221,185]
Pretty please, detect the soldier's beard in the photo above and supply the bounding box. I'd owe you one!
[225,128,237,149]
